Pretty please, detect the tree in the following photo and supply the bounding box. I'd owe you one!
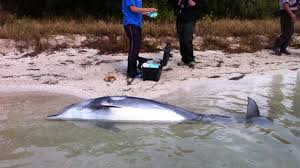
[0,0,279,19]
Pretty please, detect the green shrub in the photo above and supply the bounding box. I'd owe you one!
[0,0,279,20]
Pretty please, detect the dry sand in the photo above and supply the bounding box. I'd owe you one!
[0,38,299,99]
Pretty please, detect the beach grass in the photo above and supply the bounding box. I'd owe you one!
[0,16,299,54]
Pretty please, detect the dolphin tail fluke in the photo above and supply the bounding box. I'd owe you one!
[246,97,260,119]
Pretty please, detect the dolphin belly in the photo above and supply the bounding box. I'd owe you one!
[103,107,187,122]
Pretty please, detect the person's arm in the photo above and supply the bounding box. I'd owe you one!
[283,3,297,22]
[188,0,205,8]
[129,6,157,13]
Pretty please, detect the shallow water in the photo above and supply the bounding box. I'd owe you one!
[0,71,300,168]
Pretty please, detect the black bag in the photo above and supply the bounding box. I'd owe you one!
[142,43,172,82]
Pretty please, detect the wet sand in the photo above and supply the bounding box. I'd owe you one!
[0,45,300,99]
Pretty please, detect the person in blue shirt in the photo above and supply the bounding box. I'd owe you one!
[122,0,157,78]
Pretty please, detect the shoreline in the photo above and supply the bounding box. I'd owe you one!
[1,47,299,100]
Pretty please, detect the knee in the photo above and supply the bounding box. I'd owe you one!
[183,38,193,45]
[286,34,293,40]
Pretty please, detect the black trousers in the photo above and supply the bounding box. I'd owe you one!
[176,19,196,63]
[274,11,295,51]
[124,24,148,77]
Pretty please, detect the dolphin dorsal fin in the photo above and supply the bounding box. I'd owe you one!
[246,97,260,119]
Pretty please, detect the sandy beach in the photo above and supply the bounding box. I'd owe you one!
[0,37,299,99]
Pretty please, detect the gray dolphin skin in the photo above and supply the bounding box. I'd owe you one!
[47,96,271,125]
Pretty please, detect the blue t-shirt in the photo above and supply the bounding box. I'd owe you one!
[122,0,143,28]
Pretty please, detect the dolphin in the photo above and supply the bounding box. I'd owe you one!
[47,96,271,125]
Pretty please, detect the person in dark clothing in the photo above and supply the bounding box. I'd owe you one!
[273,0,299,56]
[175,0,202,68]
[123,25,148,77]
[122,0,157,78]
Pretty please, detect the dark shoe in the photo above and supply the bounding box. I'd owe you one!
[134,72,143,78]
[128,71,143,79]
[177,62,186,66]
[187,62,195,68]
[177,61,195,68]
[272,47,282,56]
[281,49,291,55]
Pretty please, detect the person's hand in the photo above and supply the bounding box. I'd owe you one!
[291,13,297,23]
[178,0,181,5]
[189,0,196,6]
[148,8,158,13]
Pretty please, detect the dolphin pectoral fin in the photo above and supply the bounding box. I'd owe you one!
[246,97,260,119]
[95,122,121,132]
[100,105,121,108]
